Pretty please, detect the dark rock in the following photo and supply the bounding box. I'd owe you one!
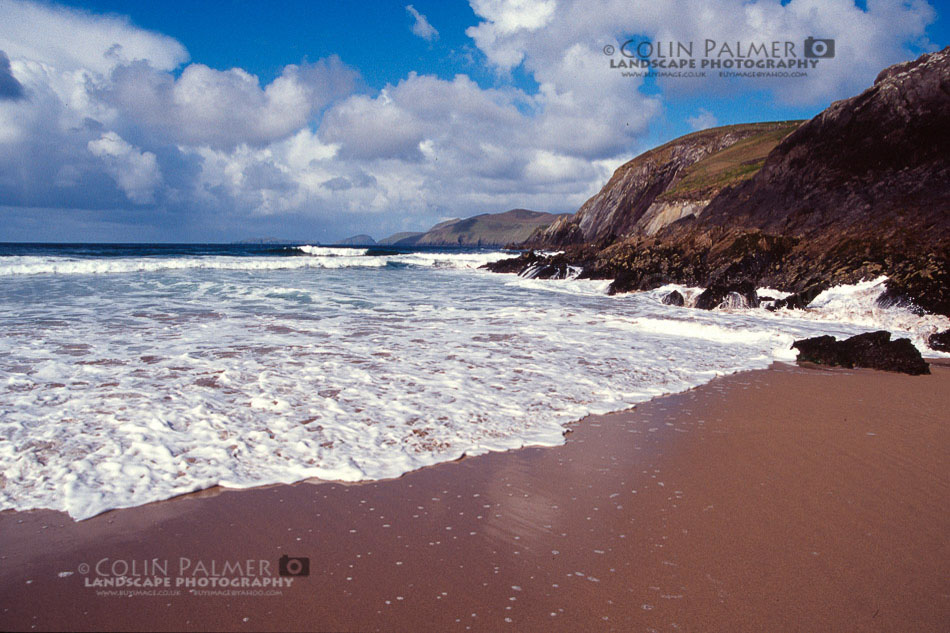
[878,263,950,316]
[769,283,827,311]
[792,335,851,366]
[875,285,925,314]
[792,331,930,375]
[521,217,586,248]
[661,290,685,306]
[481,251,541,274]
[607,269,669,295]
[694,279,759,310]
[928,329,950,352]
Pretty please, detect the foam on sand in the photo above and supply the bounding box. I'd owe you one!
[1,259,944,521]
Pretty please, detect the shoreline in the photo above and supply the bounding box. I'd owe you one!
[2,361,949,631]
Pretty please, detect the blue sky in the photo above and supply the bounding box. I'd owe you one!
[0,0,945,242]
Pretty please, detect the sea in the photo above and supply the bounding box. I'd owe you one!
[1,243,947,520]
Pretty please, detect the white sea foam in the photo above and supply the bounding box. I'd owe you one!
[636,279,949,356]
[758,277,948,354]
[0,250,510,276]
[294,245,369,256]
[0,261,944,521]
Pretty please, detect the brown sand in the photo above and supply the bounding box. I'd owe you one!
[1,362,948,632]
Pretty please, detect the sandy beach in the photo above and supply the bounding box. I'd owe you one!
[1,361,948,632]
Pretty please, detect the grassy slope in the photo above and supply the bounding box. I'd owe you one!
[657,121,803,201]
[409,209,568,246]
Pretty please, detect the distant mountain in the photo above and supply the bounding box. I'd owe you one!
[388,209,570,248]
[336,234,377,246]
[377,231,424,245]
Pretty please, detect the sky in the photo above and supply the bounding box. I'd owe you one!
[0,0,946,243]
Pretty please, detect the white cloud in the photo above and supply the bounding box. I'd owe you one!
[105,56,358,149]
[687,108,717,131]
[406,5,439,41]
[88,132,161,203]
[470,0,556,36]
[0,0,187,74]
[466,0,937,105]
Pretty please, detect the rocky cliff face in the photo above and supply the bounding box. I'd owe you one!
[496,48,950,319]
[701,47,950,246]
[526,121,802,247]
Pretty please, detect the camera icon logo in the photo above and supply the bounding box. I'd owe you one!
[278,555,310,577]
[804,37,835,58]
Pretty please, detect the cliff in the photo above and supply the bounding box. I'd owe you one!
[701,48,950,246]
[526,121,803,247]
[495,47,950,320]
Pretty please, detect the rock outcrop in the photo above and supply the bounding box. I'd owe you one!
[792,331,930,375]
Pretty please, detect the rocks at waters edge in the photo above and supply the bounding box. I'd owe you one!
[482,251,580,280]
[662,290,685,306]
[694,280,760,310]
[768,284,827,311]
[792,331,930,375]
[481,251,542,274]
[928,329,950,352]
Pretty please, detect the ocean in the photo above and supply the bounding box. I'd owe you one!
[1,243,947,520]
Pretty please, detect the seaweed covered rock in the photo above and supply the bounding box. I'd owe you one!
[792,331,930,375]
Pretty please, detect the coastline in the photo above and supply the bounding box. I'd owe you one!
[2,361,948,632]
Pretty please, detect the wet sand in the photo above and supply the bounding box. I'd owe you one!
[1,361,948,632]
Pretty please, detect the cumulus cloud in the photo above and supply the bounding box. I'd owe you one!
[406,5,439,41]
[0,0,187,73]
[88,132,162,204]
[104,56,359,150]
